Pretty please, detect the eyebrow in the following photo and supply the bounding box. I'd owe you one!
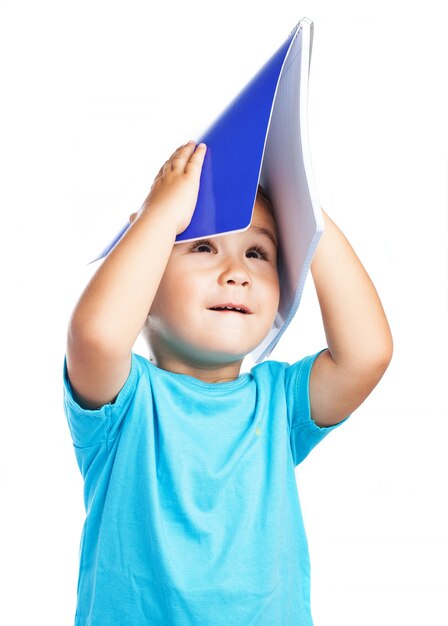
[251,225,278,248]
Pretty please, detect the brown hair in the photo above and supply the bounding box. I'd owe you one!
[256,184,275,218]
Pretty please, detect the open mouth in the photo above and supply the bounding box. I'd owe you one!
[208,306,250,314]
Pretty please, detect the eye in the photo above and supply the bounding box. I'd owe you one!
[188,239,270,260]
[188,239,215,253]
[246,244,269,260]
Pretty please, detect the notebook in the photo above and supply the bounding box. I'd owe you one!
[89,18,324,364]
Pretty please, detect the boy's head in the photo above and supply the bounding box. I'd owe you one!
[134,185,280,373]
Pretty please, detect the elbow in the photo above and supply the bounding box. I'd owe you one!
[354,331,395,371]
[370,340,394,372]
[67,315,116,357]
[379,331,394,367]
[351,340,394,376]
[369,324,394,371]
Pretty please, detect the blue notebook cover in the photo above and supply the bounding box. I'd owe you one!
[89,18,324,364]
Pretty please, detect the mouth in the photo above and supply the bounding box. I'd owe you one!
[207,303,253,315]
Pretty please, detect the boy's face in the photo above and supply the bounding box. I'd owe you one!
[145,198,280,375]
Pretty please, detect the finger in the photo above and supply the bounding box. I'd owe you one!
[154,163,165,180]
[171,141,197,172]
[185,143,207,174]
[171,141,195,160]
[158,141,195,178]
[157,144,185,177]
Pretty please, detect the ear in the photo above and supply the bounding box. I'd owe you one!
[129,212,138,223]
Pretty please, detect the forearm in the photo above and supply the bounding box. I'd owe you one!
[68,207,177,356]
[310,210,393,369]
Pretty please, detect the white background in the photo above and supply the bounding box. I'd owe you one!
[1,1,447,624]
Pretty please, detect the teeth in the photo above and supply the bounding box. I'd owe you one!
[213,306,245,312]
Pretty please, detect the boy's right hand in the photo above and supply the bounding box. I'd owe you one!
[66,141,207,411]
[132,141,207,236]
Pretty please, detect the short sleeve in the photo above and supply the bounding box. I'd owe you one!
[62,352,141,449]
[286,348,351,466]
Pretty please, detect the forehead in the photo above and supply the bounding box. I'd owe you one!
[173,194,278,252]
[254,193,276,222]
[251,197,278,240]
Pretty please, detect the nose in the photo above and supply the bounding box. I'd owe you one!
[218,259,251,286]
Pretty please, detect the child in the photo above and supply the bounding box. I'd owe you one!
[63,140,393,625]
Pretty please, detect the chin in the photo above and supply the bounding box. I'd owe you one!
[185,340,250,363]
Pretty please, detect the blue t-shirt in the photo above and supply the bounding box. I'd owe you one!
[62,348,351,625]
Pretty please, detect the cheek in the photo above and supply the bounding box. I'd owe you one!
[261,266,280,292]
[267,276,281,311]
[148,274,175,318]
[150,272,198,321]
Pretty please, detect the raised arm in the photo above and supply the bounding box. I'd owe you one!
[66,141,207,409]
[308,209,393,427]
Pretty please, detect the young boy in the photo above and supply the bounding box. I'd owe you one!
[63,140,393,625]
